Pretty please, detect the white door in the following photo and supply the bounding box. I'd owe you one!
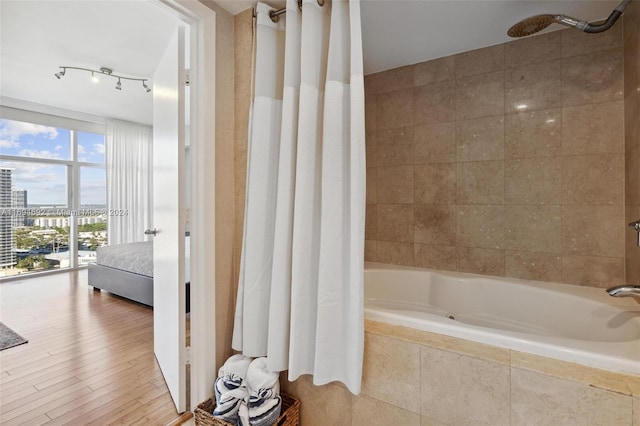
[152,25,186,413]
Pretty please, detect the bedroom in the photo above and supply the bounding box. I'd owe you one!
[0,0,224,422]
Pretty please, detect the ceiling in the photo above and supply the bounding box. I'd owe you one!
[0,0,622,126]
[0,1,179,126]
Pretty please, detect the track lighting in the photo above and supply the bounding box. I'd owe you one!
[54,66,151,93]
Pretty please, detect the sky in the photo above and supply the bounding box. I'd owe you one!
[0,118,106,206]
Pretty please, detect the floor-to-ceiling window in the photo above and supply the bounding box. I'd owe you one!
[0,109,106,277]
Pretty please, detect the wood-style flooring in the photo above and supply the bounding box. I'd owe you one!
[0,270,179,425]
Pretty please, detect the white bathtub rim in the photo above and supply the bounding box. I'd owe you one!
[365,308,640,377]
[364,262,640,377]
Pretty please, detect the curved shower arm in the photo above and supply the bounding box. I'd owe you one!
[582,0,630,33]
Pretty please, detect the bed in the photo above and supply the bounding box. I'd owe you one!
[88,238,190,309]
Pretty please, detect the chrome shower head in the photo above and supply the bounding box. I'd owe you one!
[507,0,631,38]
[507,14,556,38]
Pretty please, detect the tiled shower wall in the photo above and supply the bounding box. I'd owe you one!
[364,24,628,287]
[625,1,640,283]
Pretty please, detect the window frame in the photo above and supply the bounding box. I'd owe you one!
[0,107,106,270]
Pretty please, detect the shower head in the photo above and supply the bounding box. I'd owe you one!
[507,14,556,38]
[507,0,631,38]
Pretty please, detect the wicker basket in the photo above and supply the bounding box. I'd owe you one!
[194,393,300,426]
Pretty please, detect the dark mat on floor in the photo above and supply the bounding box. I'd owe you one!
[0,322,28,351]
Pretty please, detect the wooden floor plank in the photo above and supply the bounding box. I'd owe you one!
[0,270,179,425]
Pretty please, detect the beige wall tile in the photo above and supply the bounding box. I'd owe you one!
[626,91,640,153]
[623,31,638,99]
[377,241,414,266]
[624,7,640,289]
[562,154,624,205]
[623,0,639,44]
[561,255,625,287]
[504,109,562,159]
[457,246,505,276]
[505,157,562,205]
[352,394,421,426]
[457,205,504,249]
[456,71,505,120]
[505,31,562,69]
[362,23,629,288]
[562,48,624,106]
[414,204,456,246]
[365,204,377,240]
[377,204,413,243]
[366,167,377,204]
[626,206,640,284]
[413,122,456,164]
[511,368,632,426]
[510,350,639,396]
[505,60,562,113]
[365,240,377,262]
[562,101,625,155]
[562,205,625,257]
[377,166,413,204]
[505,250,562,282]
[421,416,450,426]
[455,44,504,78]
[414,55,455,87]
[414,81,456,125]
[561,20,623,58]
[281,374,353,426]
[377,88,414,130]
[366,130,377,167]
[420,347,510,426]
[504,205,561,253]
[414,164,456,204]
[377,127,413,166]
[234,10,253,99]
[234,148,247,203]
[362,333,421,413]
[456,161,504,205]
[365,65,415,95]
[626,140,640,208]
[366,319,511,365]
[414,244,457,271]
[456,116,504,162]
[365,95,377,134]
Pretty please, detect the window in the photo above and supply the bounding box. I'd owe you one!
[0,111,106,277]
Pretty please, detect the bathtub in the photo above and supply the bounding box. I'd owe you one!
[364,263,640,376]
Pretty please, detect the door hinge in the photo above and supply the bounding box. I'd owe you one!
[181,68,190,87]
[184,346,191,365]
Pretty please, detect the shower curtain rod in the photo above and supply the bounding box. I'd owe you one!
[269,0,325,22]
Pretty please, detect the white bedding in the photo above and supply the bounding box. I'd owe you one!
[96,237,191,281]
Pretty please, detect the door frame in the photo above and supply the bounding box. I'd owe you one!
[152,0,217,409]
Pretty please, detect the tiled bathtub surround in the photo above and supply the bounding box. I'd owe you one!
[364,23,630,287]
[280,320,640,426]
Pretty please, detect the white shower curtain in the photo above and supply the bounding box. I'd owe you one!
[105,119,153,245]
[232,0,366,393]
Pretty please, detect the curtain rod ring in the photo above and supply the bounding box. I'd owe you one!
[270,0,325,23]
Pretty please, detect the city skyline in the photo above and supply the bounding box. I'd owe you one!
[0,118,106,205]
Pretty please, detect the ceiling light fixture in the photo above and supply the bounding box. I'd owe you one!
[54,66,151,93]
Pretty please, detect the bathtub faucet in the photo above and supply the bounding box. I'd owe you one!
[606,285,640,299]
